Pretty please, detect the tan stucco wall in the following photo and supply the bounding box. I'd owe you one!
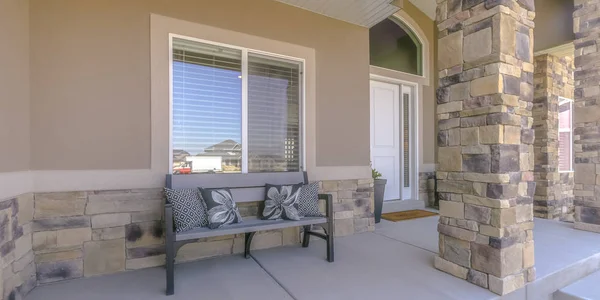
[534,0,575,51]
[29,0,370,170]
[370,1,437,169]
[0,0,30,173]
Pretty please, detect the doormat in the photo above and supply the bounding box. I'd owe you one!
[381,210,438,222]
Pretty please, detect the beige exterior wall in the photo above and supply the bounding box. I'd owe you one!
[29,0,370,172]
[534,0,575,51]
[0,0,30,173]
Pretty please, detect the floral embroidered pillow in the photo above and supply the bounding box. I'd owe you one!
[262,183,302,221]
[199,188,243,229]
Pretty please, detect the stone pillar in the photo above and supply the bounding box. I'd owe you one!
[532,54,575,221]
[435,0,536,295]
[573,1,600,233]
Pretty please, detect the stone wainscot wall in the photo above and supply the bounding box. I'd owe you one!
[1,194,36,300]
[27,178,373,285]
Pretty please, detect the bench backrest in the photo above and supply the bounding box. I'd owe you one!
[166,172,308,203]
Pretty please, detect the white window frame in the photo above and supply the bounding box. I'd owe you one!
[558,97,574,173]
[168,33,306,174]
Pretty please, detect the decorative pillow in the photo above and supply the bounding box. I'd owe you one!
[297,182,323,217]
[199,188,242,229]
[164,188,208,233]
[262,184,302,221]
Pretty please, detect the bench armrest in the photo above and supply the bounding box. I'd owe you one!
[165,203,175,239]
[318,193,334,221]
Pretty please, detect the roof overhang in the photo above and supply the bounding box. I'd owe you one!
[276,0,403,28]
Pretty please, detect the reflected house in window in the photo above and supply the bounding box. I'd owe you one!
[190,139,242,173]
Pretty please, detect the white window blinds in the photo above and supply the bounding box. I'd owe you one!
[170,36,303,174]
[172,38,242,174]
[558,99,573,172]
[248,53,301,172]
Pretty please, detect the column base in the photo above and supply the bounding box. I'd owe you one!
[434,256,534,295]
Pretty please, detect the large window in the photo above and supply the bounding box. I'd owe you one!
[170,36,303,174]
[558,97,573,172]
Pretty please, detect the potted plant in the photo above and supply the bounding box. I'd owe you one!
[372,167,386,223]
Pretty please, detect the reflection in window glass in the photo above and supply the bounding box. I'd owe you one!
[172,38,242,174]
[558,99,573,172]
[247,53,301,172]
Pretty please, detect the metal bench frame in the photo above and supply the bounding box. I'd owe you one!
[164,172,334,296]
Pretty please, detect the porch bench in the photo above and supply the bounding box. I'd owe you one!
[164,172,334,296]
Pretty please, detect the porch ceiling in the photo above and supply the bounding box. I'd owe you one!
[275,0,402,28]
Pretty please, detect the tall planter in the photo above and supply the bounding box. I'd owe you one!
[373,179,387,223]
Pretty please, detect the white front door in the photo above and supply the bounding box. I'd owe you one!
[370,80,413,201]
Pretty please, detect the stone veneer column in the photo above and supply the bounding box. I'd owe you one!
[533,54,575,221]
[435,0,536,295]
[573,1,600,233]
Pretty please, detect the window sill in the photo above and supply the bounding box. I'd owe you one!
[558,170,574,173]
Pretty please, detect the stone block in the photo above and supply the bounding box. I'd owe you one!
[516,205,533,223]
[125,221,164,248]
[523,241,534,268]
[480,125,504,144]
[489,273,525,295]
[437,181,473,194]
[491,144,520,173]
[491,207,517,228]
[487,184,518,199]
[464,195,511,209]
[84,239,126,277]
[434,256,468,279]
[126,255,165,270]
[32,216,90,232]
[575,164,596,184]
[450,82,470,101]
[126,244,164,259]
[463,154,491,173]
[12,250,33,273]
[13,234,31,261]
[91,213,131,229]
[504,126,521,144]
[34,192,87,218]
[443,235,471,268]
[438,101,464,114]
[464,28,493,63]
[440,201,465,219]
[439,224,476,241]
[439,31,463,70]
[471,75,502,97]
[461,128,479,145]
[35,248,82,264]
[56,227,91,247]
[92,227,126,241]
[471,243,523,277]
[438,147,463,171]
[36,259,83,284]
[17,194,34,225]
[33,231,57,251]
[86,191,163,215]
[131,211,162,223]
[467,269,489,289]
[465,204,492,224]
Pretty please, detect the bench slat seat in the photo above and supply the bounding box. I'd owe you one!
[176,217,327,241]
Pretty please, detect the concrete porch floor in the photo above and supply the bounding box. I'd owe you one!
[26,216,600,300]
